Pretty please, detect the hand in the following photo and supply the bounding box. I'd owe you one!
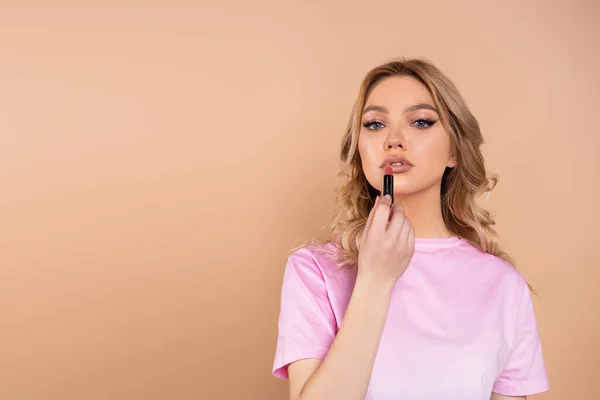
[357,195,415,292]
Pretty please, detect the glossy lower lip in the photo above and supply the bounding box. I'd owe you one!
[384,164,413,173]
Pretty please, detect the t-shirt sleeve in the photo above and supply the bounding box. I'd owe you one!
[492,283,550,396]
[272,249,337,379]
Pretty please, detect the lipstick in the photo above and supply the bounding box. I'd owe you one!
[383,166,394,204]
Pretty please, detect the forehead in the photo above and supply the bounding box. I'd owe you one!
[364,76,434,108]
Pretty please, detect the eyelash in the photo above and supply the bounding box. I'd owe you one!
[361,118,438,130]
[362,120,385,130]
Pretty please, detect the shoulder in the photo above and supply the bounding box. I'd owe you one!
[286,242,344,278]
[457,240,528,294]
[286,242,356,282]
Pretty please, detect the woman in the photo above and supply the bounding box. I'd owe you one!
[272,58,549,400]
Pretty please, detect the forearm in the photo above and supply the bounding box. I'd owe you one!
[299,277,392,400]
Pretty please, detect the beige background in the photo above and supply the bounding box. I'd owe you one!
[1,1,598,399]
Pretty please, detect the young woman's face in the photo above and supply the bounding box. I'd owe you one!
[358,76,456,198]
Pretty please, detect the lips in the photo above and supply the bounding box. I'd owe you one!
[380,155,414,173]
[386,163,413,173]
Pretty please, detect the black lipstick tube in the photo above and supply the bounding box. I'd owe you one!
[383,173,394,204]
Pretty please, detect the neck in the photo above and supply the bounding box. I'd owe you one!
[395,182,452,239]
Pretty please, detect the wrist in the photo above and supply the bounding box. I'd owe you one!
[353,275,395,300]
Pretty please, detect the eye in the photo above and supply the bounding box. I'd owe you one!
[412,118,437,130]
[362,120,385,130]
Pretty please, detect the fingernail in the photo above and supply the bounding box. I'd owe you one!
[384,194,391,201]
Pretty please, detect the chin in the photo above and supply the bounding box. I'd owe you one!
[393,188,422,197]
[395,180,440,198]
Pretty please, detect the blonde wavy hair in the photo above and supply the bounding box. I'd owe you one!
[294,57,533,291]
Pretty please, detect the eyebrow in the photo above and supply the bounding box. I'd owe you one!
[362,103,439,115]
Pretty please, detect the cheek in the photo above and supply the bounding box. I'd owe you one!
[358,134,380,163]
[358,135,383,187]
[415,134,452,165]
[358,134,383,160]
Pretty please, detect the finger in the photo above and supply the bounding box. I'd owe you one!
[407,224,415,247]
[364,196,381,234]
[386,202,407,239]
[370,195,394,233]
[398,217,412,244]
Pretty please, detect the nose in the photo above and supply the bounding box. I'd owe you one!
[383,128,406,150]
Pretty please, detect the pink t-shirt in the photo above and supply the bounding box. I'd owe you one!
[272,237,550,399]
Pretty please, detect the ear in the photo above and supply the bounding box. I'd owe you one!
[446,154,457,168]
